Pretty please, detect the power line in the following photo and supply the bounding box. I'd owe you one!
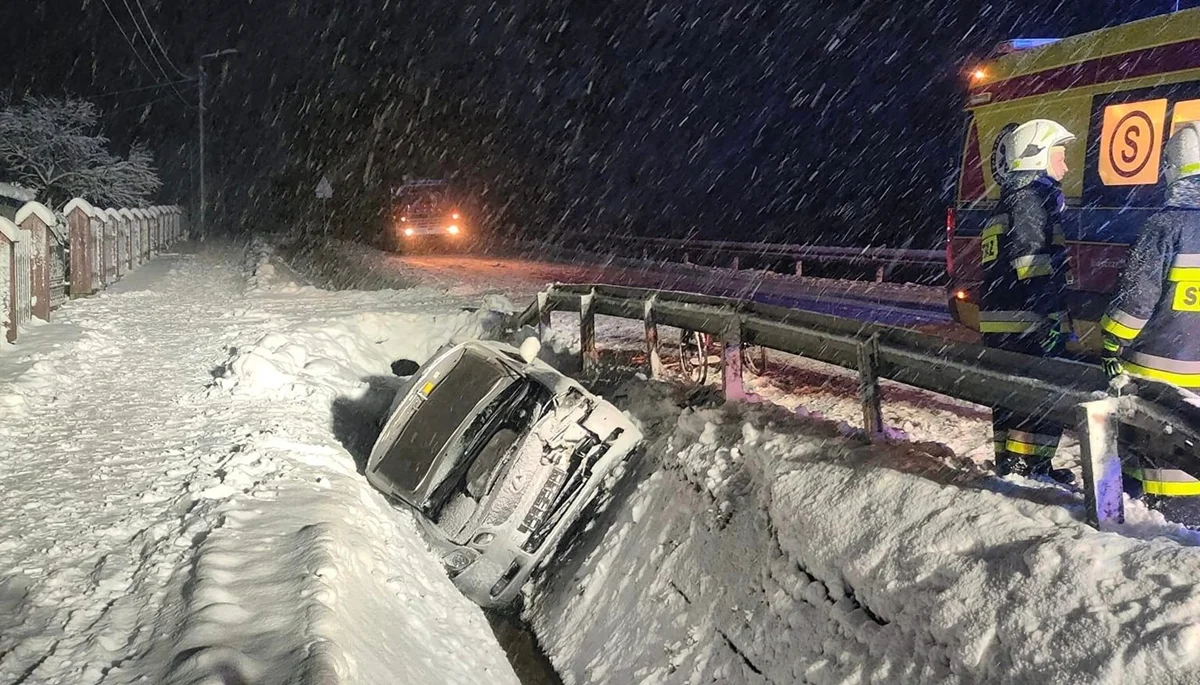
[118,0,192,108]
[100,93,177,118]
[97,0,161,86]
[90,78,196,99]
[130,0,188,79]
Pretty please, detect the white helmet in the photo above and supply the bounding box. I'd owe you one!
[1164,122,1200,186]
[1003,119,1076,172]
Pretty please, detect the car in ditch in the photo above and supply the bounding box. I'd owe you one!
[365,339,642,608]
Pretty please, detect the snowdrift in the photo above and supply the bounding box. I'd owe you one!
[528,382,1200,685]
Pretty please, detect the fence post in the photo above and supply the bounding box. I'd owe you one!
[16,202,55,321]
[794,260,803,277]
[64,198,97,296]
[857,334,885,437]
[97,213,111,289]
[722,314,745,401]
[643,295,663,379]
[0,218,18,342]
[580,288,599,375]
[537,290,551,340]
[875,265,885,283]
[1078,398,1125,528]
[731,255,740,270]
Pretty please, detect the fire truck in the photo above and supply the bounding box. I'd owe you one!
[389,179,466,250]
[947,9,1200,352]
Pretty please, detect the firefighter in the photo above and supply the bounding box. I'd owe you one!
[981,119,1076,483]
[1101,121,1200,506]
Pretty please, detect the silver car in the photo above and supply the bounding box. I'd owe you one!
[366,340,642,608]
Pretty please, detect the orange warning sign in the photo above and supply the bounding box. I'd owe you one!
[1099,99,1167,187]
[1172,99,1200,135]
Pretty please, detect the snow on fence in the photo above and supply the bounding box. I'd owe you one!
[0,198,187,344]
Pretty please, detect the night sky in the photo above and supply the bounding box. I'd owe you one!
[1,0,1191,248]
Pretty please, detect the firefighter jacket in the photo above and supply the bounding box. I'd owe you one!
[1102,177,1200,389]
[978,175,1071,335]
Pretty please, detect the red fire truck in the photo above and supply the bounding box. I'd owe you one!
[947,9,1200,351]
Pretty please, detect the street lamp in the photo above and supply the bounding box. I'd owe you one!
[197,48,238,240]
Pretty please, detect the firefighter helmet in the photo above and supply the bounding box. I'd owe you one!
[1003,119,1076,173]
[1164,122,1200,186]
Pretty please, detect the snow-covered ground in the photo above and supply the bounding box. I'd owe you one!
[0,241,519,684]
[8,235,1200,685]
[527,380,1200,685]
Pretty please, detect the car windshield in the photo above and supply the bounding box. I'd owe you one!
[375,349,514,495]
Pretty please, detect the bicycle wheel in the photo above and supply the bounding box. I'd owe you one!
[742,343,767,375]
[679,329,708,385]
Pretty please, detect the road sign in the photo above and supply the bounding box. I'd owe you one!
[316,176,333,200]
[1099,99,1167,187]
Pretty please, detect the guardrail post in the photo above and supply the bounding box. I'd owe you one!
[1078,398,1124,528]
[875,265,885,283]
[722,315,744,401]
[537,290,551,339]
[643,296,662,379]
[731,256,739,270]
[794,260,803,277]
[857,334,884,437]
[580,289,598,375]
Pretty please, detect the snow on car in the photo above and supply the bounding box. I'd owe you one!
[365,339,642,608]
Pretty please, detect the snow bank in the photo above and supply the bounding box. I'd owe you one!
[528,381,1200,685]
[0,242,521,685]
[0,181,36,203]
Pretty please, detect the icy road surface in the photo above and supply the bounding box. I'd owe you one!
[0,243,519,685]
[282,239,958,330]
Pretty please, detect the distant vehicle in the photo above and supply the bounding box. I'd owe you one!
[947,9,1200,352]
[389,179,466,250]
[366,340,642,608]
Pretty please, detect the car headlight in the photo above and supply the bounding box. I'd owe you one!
[446,225,460,235]
[404,228,414,237]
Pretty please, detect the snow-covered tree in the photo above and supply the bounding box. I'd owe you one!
[0,96,162,208]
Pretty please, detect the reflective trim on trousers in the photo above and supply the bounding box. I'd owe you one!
[1123,468,1200,496]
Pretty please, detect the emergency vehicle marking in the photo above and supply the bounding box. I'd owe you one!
[1173,99,1200,134]
[1173,283,1200,312]
[1100,99,1167,186]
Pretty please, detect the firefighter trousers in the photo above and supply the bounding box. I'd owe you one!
[983,332,1064,475]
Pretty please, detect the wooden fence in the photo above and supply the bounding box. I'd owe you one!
[1,198,187,344]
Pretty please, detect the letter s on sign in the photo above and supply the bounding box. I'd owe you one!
[1173,283,1200,311]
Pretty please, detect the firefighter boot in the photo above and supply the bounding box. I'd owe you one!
[1025,456,1076,485]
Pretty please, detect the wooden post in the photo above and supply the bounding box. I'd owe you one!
[858,334,884,437]
[64,199,96,296]
[794,260,803,277]
[0,218,17,342]
[580,289,599,375]
[722,315,745,401]
[97,217,110,288]
[643,296,663,379]
[537,290,551,340]
[731,255,740,270]
[1078,398,1125,528]
[16,203,55,321]
[875,265,885,283]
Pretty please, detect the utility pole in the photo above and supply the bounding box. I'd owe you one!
[197,48,238,240]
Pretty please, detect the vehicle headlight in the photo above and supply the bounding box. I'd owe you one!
[471,532,495,547]
[404,228,414,237]
[446,225,460,235]
[443,549,475,572]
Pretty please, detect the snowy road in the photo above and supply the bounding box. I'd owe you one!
[284,240,961,332]
[0,244,519,684]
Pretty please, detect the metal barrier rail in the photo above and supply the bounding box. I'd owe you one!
[509,283,1200,528]
[513,234,945,283]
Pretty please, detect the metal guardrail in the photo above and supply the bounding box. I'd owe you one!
[512,235,945,284]
[509,283,1200,529]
